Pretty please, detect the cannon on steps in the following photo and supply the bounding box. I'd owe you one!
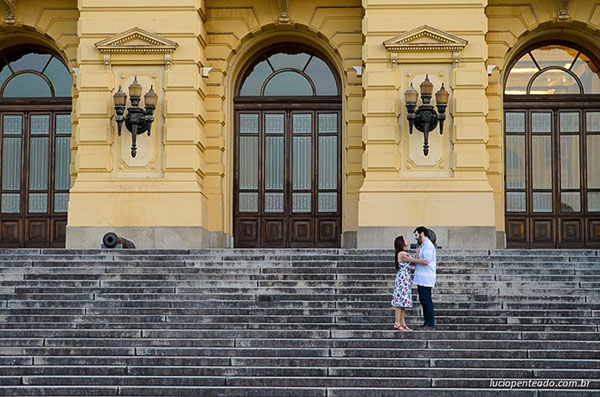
[101,232,136,249]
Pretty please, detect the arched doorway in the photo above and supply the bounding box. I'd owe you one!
[504,43,600,248]
[234,45,342,248]
[0,48,72,247]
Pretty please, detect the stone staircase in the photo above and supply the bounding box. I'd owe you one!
[0,249,598,396]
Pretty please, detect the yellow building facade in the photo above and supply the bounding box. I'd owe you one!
[0,0,598,249]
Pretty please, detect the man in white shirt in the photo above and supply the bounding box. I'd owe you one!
[410,226,436,330]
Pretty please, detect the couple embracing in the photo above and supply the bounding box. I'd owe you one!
[391,226,436,331]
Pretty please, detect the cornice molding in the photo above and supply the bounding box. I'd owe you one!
[95,27,178,69]
[384,25,468,67]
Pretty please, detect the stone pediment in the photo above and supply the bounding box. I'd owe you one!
[384,25,467,67]
[95,27,178,54]
[95,28,178,69]
[384,25,467,52]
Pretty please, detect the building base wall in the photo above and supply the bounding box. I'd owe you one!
[357,226,497,249]
[66,226,232,249]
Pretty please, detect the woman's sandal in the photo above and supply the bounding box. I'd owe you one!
[400,324,413,331]
[393,324,403,330]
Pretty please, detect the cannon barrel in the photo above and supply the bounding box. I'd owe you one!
[102,232,136,249]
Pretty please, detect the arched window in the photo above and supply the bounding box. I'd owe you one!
[0,49,72,248]
[0,49,72,98]
[234,46,342,248]
[238,49,339,96]
[505,44,600,95]
[503,43,600,249]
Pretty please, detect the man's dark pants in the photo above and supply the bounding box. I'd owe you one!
[417,285,435,327]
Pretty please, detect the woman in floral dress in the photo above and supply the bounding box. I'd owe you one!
[391,235,414,331]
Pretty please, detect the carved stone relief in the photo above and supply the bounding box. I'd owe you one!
[1,0,16,24]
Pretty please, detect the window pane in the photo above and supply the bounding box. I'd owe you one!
[2,137,21,190]
[571,52,600,94]
[29,137,49,190]
[586,112,600,132]
[3,73,52,98]
[588,192,600,212]
[533,192,553,213]
[28,193,48,213]
[505,112,525,133]
[30,115,50,135]
[505,135,526,189]
[239,60,272,96]
[293,136,311,190]
[305,56,338,95]
[1,193,20,213]
[530,45,577,70]
[8,52,51,72]
[561,192,581,212]
[239,114,259,134]
[264,136,284,190]
[54,193,69,213]
[560,135,580,189]
[264,192,284,213]
[264,72,313,96]
[318,136,337,189]
[239,136,258,189]
[55,137,71,190]
[292,193,311,213]
[560,112,580,133]
[587,135,600,188]
[293,114,312,134]
[43,58,72,97]
[318,192,337,212]
[268,52,311,71]
[239,192,258,212]
[531,112,551,133]
[318,113,338,134]
[532,136,552,189]
[3,115,22,135]
[265,114,284,134]
[0,65,11,87]
[56,114,71,135]
[506,192,526,212]
[530,70,580,95]
[505,53,538,95]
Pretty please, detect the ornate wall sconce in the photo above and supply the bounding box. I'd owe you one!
[113,77,158,157]
[404,75,449,156]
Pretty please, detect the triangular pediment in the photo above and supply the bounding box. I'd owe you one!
[384,25,467,52]
[95,27,178,54]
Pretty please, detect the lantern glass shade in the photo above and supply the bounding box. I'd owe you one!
[420,75,434,96]
[435,84,449,105]
[144,85,158,107]
[113,87,127,106]
[405,83,418,105]
[128,77,143,98]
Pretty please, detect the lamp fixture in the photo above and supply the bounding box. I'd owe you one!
[113,76,158,157]
[404,75,449,156]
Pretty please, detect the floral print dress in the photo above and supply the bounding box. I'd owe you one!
[391,262,413,308]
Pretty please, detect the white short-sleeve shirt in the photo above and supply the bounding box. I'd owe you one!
[413,239,436,287]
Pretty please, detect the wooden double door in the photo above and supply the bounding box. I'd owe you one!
[504,100,600,248]
[0,107,71,247]
[234,107,341,247]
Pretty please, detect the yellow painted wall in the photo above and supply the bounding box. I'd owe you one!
[69,0,208,231]
[203,0,363,238]
[2,0,599,247]
[486,0,600,235]
[359,0,496,246]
